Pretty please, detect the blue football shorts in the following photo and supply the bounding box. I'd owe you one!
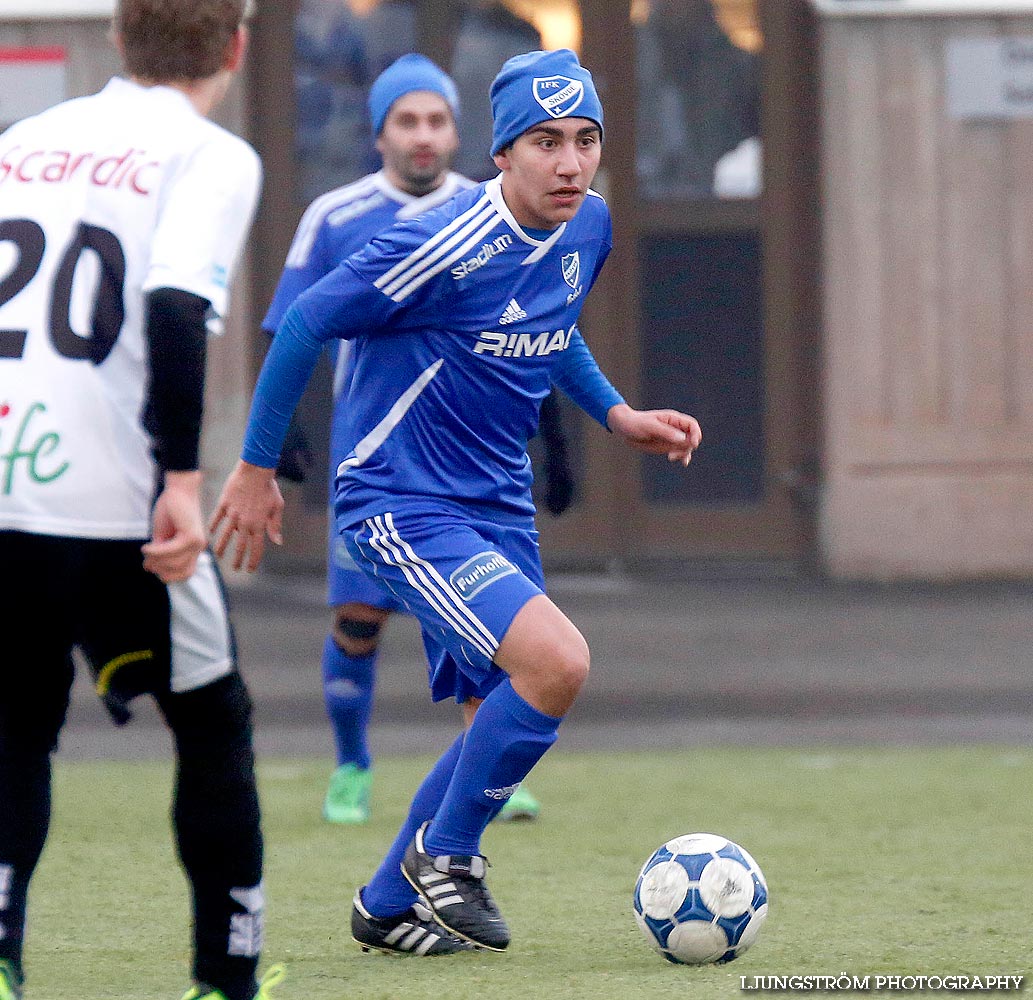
[327,512,408,611]
[341,506,545,703]
[327,407,408,610]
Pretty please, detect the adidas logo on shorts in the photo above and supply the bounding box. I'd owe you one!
[498,298,527,325]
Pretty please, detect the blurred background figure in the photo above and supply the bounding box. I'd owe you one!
[450,0,541,181]
[362,0,418,77]
[636,0,761,200]
[295,0,369,202]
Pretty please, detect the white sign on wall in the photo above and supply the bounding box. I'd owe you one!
[946,36,1033,119]
[0,47,67,124]
[0,1,112,15]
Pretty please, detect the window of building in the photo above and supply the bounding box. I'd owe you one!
[634,0,762,201]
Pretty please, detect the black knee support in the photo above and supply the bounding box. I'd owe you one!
[336,617,382,642]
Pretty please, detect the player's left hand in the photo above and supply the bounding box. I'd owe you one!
[607,403,702,466]
[142,470,206,583]
[210,460,284,572]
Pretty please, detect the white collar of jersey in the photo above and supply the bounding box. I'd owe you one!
[486,175,566,265]
[375,170,470,221]
[106,76,200,117]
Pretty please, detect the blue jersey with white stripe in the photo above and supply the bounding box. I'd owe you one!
[263,169,475,394]
[244,175,624,526]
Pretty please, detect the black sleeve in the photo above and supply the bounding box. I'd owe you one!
[538,389,576,517]
[143,287,209,472]
[538,389,568,451]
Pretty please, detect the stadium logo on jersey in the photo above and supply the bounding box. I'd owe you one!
[474,327,573,358]
[451,234,514,280]
[533,76,586,119]
[450,551,517,601]
[498,299,527,325]
[561,252,581,289]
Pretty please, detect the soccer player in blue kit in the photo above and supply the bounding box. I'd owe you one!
[213,48,701,955]
[266,53,548,826]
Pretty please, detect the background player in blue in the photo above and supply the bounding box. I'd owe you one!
[212,49,701,955]
[265,53,555,826]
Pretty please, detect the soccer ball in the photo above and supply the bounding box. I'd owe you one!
[633,832,768,965]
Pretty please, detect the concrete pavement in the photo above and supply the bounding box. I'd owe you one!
[59,568,1033,760]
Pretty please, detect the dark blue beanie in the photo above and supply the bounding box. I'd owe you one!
[367,53,459,135]
[490,49,603,156]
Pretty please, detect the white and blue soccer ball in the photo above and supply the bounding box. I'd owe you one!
[633,832,769,965]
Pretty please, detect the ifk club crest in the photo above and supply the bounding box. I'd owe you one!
[561,251,581,289]
[533,75,585,119]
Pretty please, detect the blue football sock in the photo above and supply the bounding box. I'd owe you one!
[321,635,375,770]
[424,679,560,858]
[360,732,465,918]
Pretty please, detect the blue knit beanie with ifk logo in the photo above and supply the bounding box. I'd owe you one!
[489,48,604,156]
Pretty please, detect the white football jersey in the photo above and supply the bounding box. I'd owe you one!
[0,77,261,538]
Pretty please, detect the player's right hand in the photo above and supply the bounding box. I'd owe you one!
[142,470,206,583]
[210,460,285,572]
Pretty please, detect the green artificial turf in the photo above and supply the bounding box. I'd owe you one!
[26,747,1033,998]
